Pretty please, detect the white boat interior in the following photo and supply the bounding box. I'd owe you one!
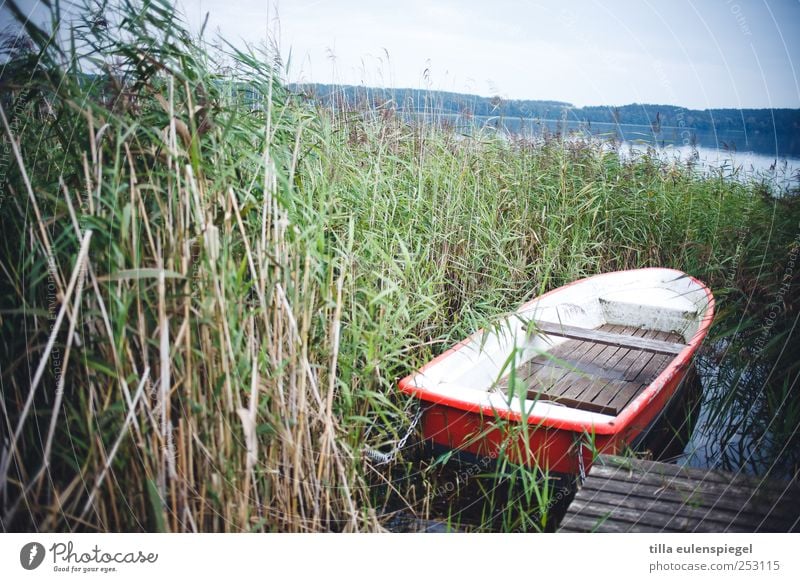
[405,269,712,424]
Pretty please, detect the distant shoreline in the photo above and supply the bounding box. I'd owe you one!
[292,83,800,159]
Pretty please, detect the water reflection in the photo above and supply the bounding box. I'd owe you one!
[679,351,800,480]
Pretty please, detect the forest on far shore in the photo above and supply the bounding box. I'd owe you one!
[295,83,800,153]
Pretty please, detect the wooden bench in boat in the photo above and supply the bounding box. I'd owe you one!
[498,324,689,416]
[534,321,686,356]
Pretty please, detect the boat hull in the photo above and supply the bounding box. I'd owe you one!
[399,268,714,475]
[421,358,690,474]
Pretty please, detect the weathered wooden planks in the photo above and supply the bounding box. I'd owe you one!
[558,455,800,533]
[535,320,687,356]
[499,325,684,416]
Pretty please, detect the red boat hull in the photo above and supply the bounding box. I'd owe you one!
[421,360,690,474]
[399,268,714,476]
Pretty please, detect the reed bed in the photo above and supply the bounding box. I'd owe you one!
[1,0,797,532]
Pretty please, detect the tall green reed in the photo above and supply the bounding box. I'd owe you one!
[1,0,797,533]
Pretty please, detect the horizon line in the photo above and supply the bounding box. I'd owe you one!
[288,82,800,113]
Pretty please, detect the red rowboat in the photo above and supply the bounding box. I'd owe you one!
[399,268,715,476]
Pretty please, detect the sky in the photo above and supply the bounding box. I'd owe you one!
[177,0,800,110]
[2,0,799,109]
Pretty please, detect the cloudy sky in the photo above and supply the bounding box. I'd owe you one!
[177,0,800,110]
[3,1,799,109]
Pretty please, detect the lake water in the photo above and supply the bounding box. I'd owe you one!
[410,112,800,194]
[676,350,799,479]
[617,143,799,194]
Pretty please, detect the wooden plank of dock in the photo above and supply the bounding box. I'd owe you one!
[558,455,800,533]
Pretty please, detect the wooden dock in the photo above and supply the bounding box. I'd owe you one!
[558,455,800,533]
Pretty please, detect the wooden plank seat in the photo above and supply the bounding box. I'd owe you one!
[534,320,687,356]
[498,324,686,416]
